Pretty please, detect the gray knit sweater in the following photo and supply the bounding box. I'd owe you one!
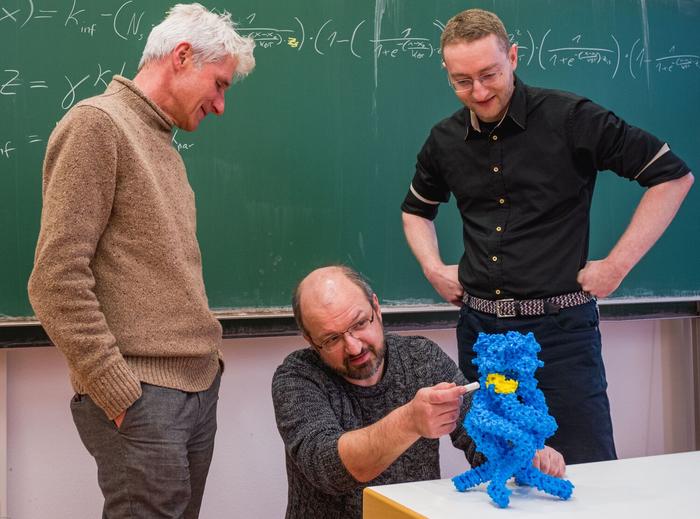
[28,76,222,419]
[272,334,483,519]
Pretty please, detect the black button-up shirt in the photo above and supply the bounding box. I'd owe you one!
[401,76,690,300]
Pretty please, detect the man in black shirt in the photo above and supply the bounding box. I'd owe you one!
[401,9,693,464]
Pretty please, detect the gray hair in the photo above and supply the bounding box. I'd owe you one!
[440,8,510,54]
[292,265,374,337]
[139,3,255,79]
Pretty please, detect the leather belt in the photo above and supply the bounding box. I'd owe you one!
[462,291,594,318]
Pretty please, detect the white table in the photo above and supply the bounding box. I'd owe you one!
[364,451,699,518]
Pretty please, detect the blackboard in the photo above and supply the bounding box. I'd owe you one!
[1,0,698,322]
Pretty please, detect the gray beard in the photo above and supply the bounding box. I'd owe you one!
[335,342,386,381]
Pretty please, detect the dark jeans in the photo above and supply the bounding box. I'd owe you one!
[71,371,221,519]
[456,300,617,465]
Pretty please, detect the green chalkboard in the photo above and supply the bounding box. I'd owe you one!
[1,0,698,321]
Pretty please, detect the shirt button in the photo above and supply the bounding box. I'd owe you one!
[492,256,498,262]
[491,134,498,141]
[495,289,501,295]
[492,166,500,173]
[498,198,505,204]
[496,226,502,232]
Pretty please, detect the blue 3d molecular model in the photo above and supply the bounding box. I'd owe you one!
[452,331,574,508]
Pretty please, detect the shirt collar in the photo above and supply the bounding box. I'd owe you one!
[508,75,527,130]
[464,74,527,140]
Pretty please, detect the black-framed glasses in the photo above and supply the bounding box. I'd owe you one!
[314,307,376,351]
[447,69,503,93]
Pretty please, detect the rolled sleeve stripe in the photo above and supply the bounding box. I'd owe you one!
[410,183,441,205]
[634,143,670,179]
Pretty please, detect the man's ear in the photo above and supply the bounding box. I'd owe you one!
[508,43,519,72]
[372,293,382,321]
[302,332,318,351]
[172,42,192,69]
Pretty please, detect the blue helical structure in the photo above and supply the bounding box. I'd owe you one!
[452,331,574,508]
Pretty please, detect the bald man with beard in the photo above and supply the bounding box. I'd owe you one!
[271,265,566,519]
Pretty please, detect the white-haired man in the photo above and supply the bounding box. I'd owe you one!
[28,4,254,517]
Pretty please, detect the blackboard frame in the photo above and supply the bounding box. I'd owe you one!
[2,298,698,348]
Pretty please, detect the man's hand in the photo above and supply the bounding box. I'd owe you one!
[577,258,625,298]
[579,173,693,299]
[407,382,467,438]
[401,213,464,306]
[426,264,464,306]
[113,409,126,429]
[337,381,467,482]
[532,446,566,478]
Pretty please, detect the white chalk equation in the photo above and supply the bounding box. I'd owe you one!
[0,62,126,158]
[237,13,438,60]
[0,129,195,161]
[1,0,147,40]
[647,45,700,75]
[237,13,370,58]
[2,4,698,73]
[0,69,47,95]
[171,130,195,153]
[0,129,196,160]
[0,140,17,158]
[512,29,699,79]
[1,63,127,110]
[371,26,438,60]
[236,16,700,75]
[1,8,699,158]
[0,134,44,160]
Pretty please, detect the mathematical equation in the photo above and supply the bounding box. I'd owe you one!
[3,3,699,70]
[1,60,129,160]
[236,16,700,82]
[513,29,700,79]
[232,15,700,77]
[229,12,441,60]
[0,135,43,159]
[1,63,127,109]
[2,9,699,159]
[1,26,695,105]
[0,124,195,161]
[1,0,147,40]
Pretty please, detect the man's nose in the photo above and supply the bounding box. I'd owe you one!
[470,79,490,100]
[212,93,225,115]
[342,332,364,354]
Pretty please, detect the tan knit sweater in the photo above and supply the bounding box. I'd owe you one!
[28,76,223,419]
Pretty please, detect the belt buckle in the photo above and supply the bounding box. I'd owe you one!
[495,298,517,318]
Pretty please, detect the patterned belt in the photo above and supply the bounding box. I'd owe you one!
[462,291,594,318]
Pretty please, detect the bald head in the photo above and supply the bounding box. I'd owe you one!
[292,266,374,336]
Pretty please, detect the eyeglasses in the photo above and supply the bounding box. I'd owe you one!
[448,70,503,93]
[314,307,376,351]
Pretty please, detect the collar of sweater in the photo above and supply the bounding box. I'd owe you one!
[108,75,174,132]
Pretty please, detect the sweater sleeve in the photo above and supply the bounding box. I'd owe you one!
[272,354,361,495]
[412,337,485,466]
[28,106,141,419]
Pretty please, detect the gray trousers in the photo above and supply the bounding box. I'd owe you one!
[71,371,221,519]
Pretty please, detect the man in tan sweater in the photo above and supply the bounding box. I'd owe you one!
[28,4,255,517]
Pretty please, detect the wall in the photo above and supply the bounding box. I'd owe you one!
[3,318,697,519]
